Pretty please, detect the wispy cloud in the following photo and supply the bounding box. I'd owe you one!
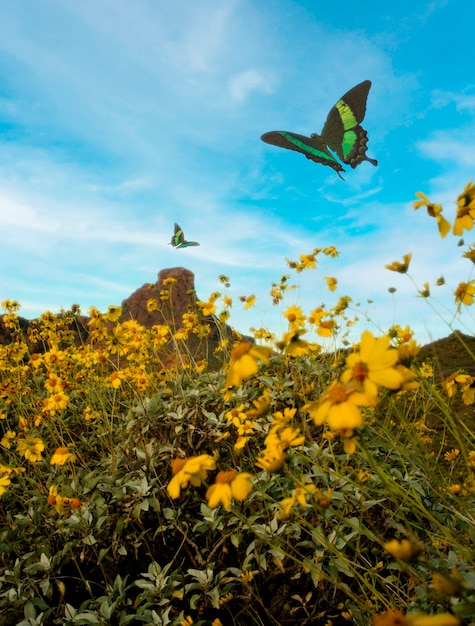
[229,69,274,102]
[417,130,475,168]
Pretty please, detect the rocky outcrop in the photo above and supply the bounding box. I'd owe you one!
[120,267,199,328]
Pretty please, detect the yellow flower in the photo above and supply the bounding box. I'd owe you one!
[239,569,254,583]
[152,324,170,347]
[0,463,25,475]
[432,569,464,596]
[308,306,325,324]
[1,299,21,313]
[17,436,45,462]
[454,280,475,308]
[0,474,11,498]
[333,295,351,313]
[276,329,321,356]
[265,426,304,450]
[206,470,253,510]
[43,347,66,369]
[44,391,70,414]
[180,617,193,626]
[462,244,475,264]
[225,342,272,388]
[225,404,247,426]
[108,369,125,389]
[159,289,170,302]
[105,305,122,322]
[383,538,418,560]
[316,318,337,338]
[305,382,375,430]
[283,305,306,330]
[342,331,404,395]
[385,253,412,273]
[413,191,434,210]
[198,300,216,315]
[413,192,451,238]
[234,435,250,450]
[146,298,159,312]
[219,592,233,605]
[275,482,316,519]
[453,180,475,236]
[247,390,271,417]
[271,407,297,428]
[1,430,16,449]
[83,406,100,421]
[389,324,414,344]
[255,446,287,472]
[323,245,339,258]
[30,353,44,369]
[270,285,284,305]
[314,487,332,508]
[182,312,199,329]
[444,448,460,462]
[256,322,275,341]
[167,454,216,499]
[419,363,433,378]
[325,276,338,292]
[397,338,421,363]
[299,250,318,270]
[47,485,82,515]
[44,373,65,394]
[240,294,256,310]
[405,614,460,626]
[50,447,77,465]
[418,282,430,298]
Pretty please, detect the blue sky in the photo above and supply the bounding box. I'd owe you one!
[0,0,474,344]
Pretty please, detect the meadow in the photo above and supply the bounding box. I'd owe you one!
[0,184,474,626]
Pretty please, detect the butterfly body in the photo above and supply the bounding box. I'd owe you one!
[170,223,200,248]
[261,80,377,178]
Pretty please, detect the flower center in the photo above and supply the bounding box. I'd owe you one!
[352,362,368,382]
[215,469,237,484]
[328,383,349,403]
[231,342,251,361]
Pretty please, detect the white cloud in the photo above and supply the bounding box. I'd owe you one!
[417,131,475,168]
[229,69,273,102]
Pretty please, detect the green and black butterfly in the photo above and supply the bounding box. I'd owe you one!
[170,223,200,248]
[261,80,377,179]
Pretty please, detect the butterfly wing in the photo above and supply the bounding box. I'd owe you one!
[320,80,377,169]
[171,223,185,247]
[261,130,345,177]
[177,241,200,248]
[171,223,200,248]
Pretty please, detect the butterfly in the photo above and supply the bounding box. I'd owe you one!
[261,80,377,179]
[170,223,200,248]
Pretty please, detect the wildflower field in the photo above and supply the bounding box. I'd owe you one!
[1,185,475,626]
